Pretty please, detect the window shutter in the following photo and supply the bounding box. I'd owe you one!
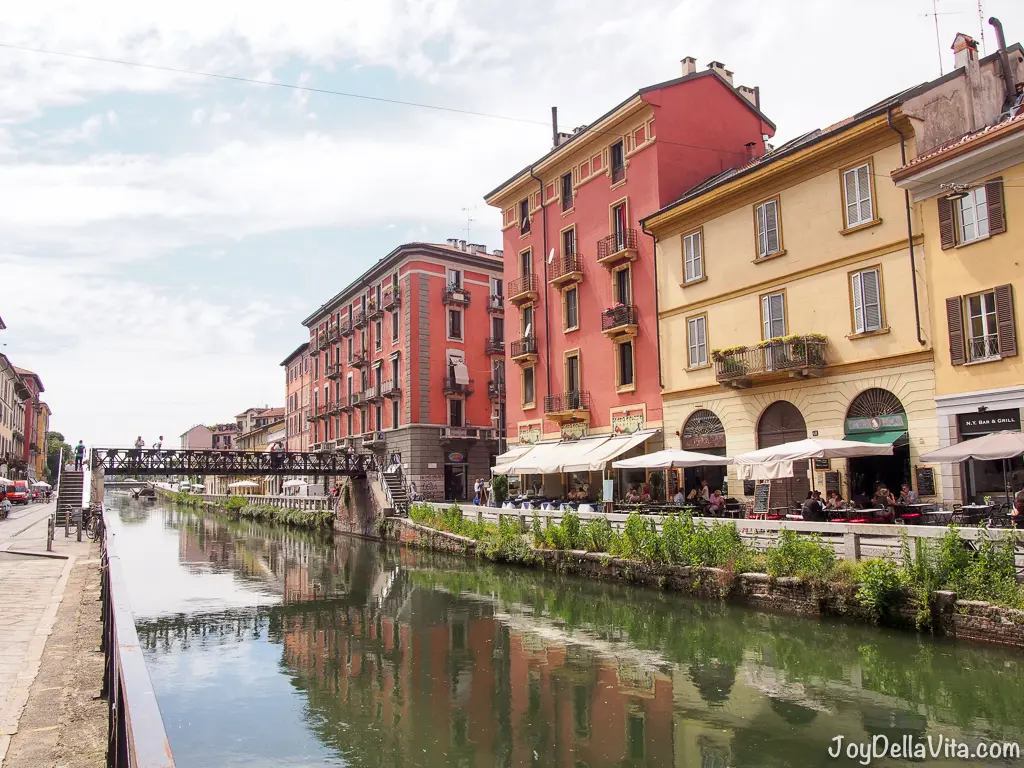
[985,178,1006,235]
[851,273,865,333]
[938,198,956,250]
[843,169,858,226]
[762,295,771,339]
[857,165,873,222]
[862,269,882,331]
[756,205,767,257]
[693,233,702,278]
[994,283,1017,358]
[945,296,966,366]
[766,202,780,254]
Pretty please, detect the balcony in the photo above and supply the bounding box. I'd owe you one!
[488,379,505,401]
[351,349,369,368]
[326,322,340,343]
[362,431,386,450]
[967,333,1000,363]
[349,391,364,407]
[548,254,584,288]
[353,309,367,329]
[365,383,382,402]
[508,274,539,306]
[381,379,401,398]
[601,304,639,340]
[510,337,538,365]
[367,299,383,321]
[339,317,354,337]
[596,229,639,268]
[325,362,343,380]
[440,426,491,442]
[543,390,591,425]
[442,377,474,396]
[714,335,828,388]
[339,396,354,412]
[326,399,343,416]
[442,285,471,307]
[309,332,320,353]
[487,294,504,314]
[485,337,505,356]
[382,286,401,312]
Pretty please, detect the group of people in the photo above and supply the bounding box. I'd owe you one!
[799,483,922,521]
[473,478,492,506]
[666,479,727,515]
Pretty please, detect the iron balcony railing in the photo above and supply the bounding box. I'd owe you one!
[508,273,539,301]
[381,379,401,397]
[714,337,828,383]
[326,322,340,343]
[442,376,474,395]
[367,300,382,320]
[487,294,504,313]
[442,285,471,306]
[485,337,505,356]
[601,304,638,332]
[488,379,505,400]
[353,309,367,329]
[351,349,369,368]
[382,286,400,311]
[597,228,638,260]
[544,390,591,415]
[339,317,353,336]
[611,162,625,184]
[548,253,584,284]
[510,337,538,358]
[968,334,1000,361]
[325,362,342,379]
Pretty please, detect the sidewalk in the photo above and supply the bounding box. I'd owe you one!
[0,503,104,767]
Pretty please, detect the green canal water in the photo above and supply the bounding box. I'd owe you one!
[108,495,1024,767]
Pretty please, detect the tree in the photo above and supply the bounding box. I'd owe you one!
[46,431,72,481]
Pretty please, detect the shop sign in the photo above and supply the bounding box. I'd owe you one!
[957,409,1022,436]
[447,452,466,463]
[561,422,590,441]
[611,413,645,435]
[518,426,541,445]
[845,413,908,434]
[682,432,726,450]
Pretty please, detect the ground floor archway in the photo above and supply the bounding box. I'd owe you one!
[756,401,809,510]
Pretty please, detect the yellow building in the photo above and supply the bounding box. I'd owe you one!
[893,111,1023,502]
[35,402,50,480]
[645,105,944,508]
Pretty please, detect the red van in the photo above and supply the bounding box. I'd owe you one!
[8,480,29,504]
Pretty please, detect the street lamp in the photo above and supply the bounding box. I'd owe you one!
[940,182,971,201]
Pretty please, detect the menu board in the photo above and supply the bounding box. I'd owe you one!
[824,471,841,496]
[813,458,831,470]
[742,479,756,497]
[915,466,936,497]
[753,483,771,515]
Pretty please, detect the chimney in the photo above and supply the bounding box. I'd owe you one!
[551,106,559,149]
[458,239,467,251]
[744,142,757,161]
[681,56,697,76]
[989,17,1017,106]
[707,61,733,85]
[556,131,573,146]
[952,33,979,70]
[446,238,459,248]
[492,249,503,258]
[737,85,760,109]
[468,243,487,254]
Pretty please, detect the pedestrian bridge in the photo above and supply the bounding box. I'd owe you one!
[90,448,373,477]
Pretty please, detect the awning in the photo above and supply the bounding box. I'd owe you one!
[569,430,658,472]
[844,431,907,446]
[494,444,533,466]
[492,436,611,475]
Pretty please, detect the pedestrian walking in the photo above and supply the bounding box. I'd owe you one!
[153,436,163,450]
[74,440,86,471]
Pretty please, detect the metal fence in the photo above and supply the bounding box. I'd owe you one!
[101,526,176,767]
[199,493,332,511]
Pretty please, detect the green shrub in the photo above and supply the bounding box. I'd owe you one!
[532,512,545,548]
[224,495,247,511]
[491,475,509,507]
[765,529,837,580]
[856,558,908,621]
[582,516,613,553]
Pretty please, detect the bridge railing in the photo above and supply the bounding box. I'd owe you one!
[199,493,331,511]
[91,447,373,476]
[101,520,176,767]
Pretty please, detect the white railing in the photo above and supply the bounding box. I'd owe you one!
[200,493,331,511]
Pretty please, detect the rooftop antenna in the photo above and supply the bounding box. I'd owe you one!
[978,0,986,55]
[933,0,944,75]
[461,207,476,241]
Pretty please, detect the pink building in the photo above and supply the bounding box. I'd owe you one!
[281,342,313,452]
[303,241,506,501]
[484,59,774,498]
[13,367,45,481]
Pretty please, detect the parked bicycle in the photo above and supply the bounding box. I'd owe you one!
[85,506,105,540]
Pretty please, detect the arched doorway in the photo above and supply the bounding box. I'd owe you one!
[845,388,910,500]
[682,409,728,497]
[757,401,808,509]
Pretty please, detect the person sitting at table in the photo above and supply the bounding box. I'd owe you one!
[673,488,686,505]
[640,485,652,503]
[825,490,843,510]
[708,489,725,515]
[1012,489,1024,525]
[899,483,918,504]
[625,486,641,504]
[801,490,825,522]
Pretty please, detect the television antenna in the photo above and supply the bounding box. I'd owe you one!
[461,207,476,241]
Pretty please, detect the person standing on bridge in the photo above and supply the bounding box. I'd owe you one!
[74,440,86,471]
[153,436,163,451]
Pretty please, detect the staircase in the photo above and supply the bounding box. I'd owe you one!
[382,469,410,517]
[55,470,84,527]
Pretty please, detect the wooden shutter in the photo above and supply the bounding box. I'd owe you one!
[938,198,956,250]
[946,296,966,366]
[851,273,864,333]
[986,178,1006,235]
[862,269,882,331]
[994,283,1017,358]
[857,165,873,222]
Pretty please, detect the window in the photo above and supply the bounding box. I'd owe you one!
[610,140,625,183]
[562,227,576,259]
[967,291,999,360]
[565,353,580,393]
[375,320,383,350]
[519,249,532,277]
[492,277,503,297]
[347,337,353,361]
[842,163,874,228]
[313,357,319,379]
[492,316,504,342]
[391,398,399,429]
[561,172,573,211]
[755,199,781,258]
[521,304,534,337]
[347,412,353,435]
[448,309,462,340]
[617,340,635,388]
[687,315,708,368]
[612,202,627,245]
[375,403,383,431]
[958,187,989,243]
[683,230,703,282]
[762,292,786,339]
[523,366,535,406]
[449,398,464,427]
[448,268,462,288]
[614,267,631,305]
[519,199,531,234]
[392,273,399,289]
[851,268,883,334]
[391,310,399,342]
[564,286,579,330]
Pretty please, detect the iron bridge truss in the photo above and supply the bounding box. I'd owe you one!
[90,448,372,477]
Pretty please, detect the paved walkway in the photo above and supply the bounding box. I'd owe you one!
[0,502,98,766]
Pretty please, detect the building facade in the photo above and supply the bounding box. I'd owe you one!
[483,59,774,499]
[281,343,313,452]
[303,241,505,502]
[34,402,50,479]
[893,59,1023,502]
[14,368,44,481]
[211,423,239,450]
[0,354,30,475]
[180,425,213,450]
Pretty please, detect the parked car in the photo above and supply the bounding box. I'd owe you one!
[8,480,29,504]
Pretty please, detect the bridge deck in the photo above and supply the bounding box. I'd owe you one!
[91,448,372,477]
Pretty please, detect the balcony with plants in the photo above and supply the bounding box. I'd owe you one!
[601,304,638,340]
[382,286,401,312]
[442,285,471,307]
[712,334,828,388]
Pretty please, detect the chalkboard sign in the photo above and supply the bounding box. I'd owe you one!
[743,479,756,496]
[753,483,771,515]
[915,466,935,497]
[824,471,841,496]
[813,458,830,470]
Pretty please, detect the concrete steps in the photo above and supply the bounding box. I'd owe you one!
[54,471,84,526]
[383,471,409,517]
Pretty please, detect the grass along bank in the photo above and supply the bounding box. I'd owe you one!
[170,490,335,529]
[407,503,1024,630]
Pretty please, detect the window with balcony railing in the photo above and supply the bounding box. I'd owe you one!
[601,304,637,332]
[544,390,590,415]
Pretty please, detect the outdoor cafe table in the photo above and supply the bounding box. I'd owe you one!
[921,510,953,524]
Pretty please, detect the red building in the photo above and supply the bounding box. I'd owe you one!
[484,59,774,497]
[302,241,506,501]
[13,367,45,481]
[281,342,313,452]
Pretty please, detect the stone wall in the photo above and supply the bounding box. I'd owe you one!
[332,478,378,538]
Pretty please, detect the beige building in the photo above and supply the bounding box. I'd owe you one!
[0,354,30,470]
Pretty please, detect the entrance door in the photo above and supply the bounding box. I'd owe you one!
[445,464,468,501]
[757,401,809,510]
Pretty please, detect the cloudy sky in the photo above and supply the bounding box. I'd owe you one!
[2,0,1021,446]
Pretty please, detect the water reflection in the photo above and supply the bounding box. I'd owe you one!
[110,497,1024,768]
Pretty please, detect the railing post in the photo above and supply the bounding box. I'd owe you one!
[843,531,861,562]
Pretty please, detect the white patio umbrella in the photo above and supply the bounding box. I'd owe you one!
[0,477,13,486]
[227,480,259,489]
[920,431,1024,505]
[32,481,52,489]
[612,449,733,469]
[732,438,894,484]
[282,479,307,488]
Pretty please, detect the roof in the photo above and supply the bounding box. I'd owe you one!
[0,315,5,331]
[280,342,310,367]
[260,407,286,419]
[180,424,213,437]
[644,43,1023,223]
[13,367,44,393]
[484,69,776,202]
[892,110,1024,180]
[302,241,503,327]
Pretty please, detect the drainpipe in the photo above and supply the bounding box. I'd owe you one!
[529,165,552,400]
[639,222,664,388]
[989,17,1017,105]
[887,108,927,347]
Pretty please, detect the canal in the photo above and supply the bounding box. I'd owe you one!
[107,495,1024,767]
